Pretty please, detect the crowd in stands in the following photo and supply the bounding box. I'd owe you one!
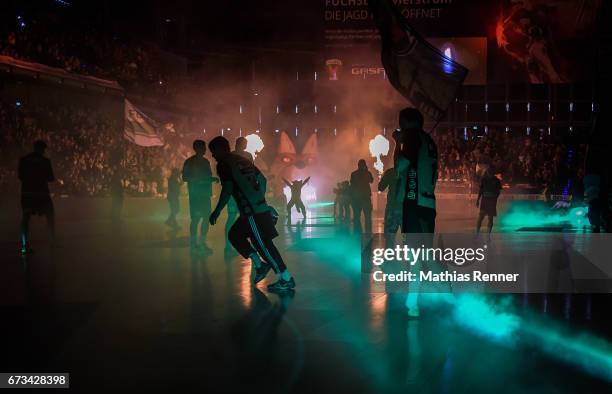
[0,97,585,199]
[0,100,186,198]
[434,130,586,196]
[0,4,587,203]
[0,20,172,94]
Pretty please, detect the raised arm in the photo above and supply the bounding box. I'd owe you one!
[303,176,310,185]
[283,178,292,187]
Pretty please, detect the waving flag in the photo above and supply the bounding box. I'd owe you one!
[124,99,165,147]
[368,0,468,122]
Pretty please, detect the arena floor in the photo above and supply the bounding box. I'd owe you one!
[0,198,610,393]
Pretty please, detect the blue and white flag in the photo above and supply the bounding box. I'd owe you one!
[124,99,165,147]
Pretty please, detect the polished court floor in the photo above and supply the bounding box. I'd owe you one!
[1,200,611,393]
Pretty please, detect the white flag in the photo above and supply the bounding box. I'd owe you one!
[124,99,165,147]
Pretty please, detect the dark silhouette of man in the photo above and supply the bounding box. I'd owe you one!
[208,136,295,292]
[378,167,401,234]
[350,159,373,233]
[333,181,351,221]
[393,108,437,233]
[476,167,502,235]
[18,140,55,254]
[284,177,310,218]
[226,137,253,252]
[165,168,182,230]
[182,140,217,252]
[392,107,439,317]
[234,136,253,161]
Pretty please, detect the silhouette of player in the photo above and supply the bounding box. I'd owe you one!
[476,167,502,235]
[378,167,401,234]
[350,160,373,233]
[393,107,439,317]
[208,136,295,292]
[234,136,253,161]
[284,177,310,218]
[226,137,253,252]
[333,181,351,221]
[182,140,218,253]
[18,140,55,255]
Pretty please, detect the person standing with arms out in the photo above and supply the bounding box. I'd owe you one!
[182,140,217,253]
[165,168,182,230]
[225,137,253,252]
[18,140,55,255]
[283,177,310,219]
[350,160,373,233]
[393,107,438,317]
[476,166,502,235]
[208,136,295,292]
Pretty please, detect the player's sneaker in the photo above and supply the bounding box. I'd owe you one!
[267,277,296,292]
[252,263,272,285]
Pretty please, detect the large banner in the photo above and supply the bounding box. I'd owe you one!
[124,100,165,147]
[368,0,468,121]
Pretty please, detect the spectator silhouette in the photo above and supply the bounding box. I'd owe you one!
[350,160,373,233]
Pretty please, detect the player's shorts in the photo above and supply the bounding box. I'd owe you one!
[21,193,54,216]
[480,197,498,217]
[234,211,279,240]
[188,193,211,219]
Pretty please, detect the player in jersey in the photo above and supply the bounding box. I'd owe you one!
[234,136,253,161]
[476,166,502,235]
[18,140,56,254]
[208,136,295,292]
[182,140,217,253]
[225,137,253,252]
[283,177,310,218]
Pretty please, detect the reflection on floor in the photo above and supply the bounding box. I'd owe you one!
[0,207,611,393]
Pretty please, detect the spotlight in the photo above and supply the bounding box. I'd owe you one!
[244,133,264,159]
